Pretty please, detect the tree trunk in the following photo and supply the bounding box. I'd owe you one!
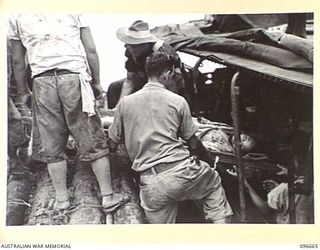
[110,144,145,224]
[112,174,145,224]
[20,143,144,225]
[6,161,34,226]
[27,167,63,225]
[68,161,104,225]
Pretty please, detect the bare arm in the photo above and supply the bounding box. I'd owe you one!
[118,70,146,104]
[186,135,215,166]
[244,180,273,214]
[80,26,103,98]
[8,97,22,120]
[118,73,135,100]
[226,167,273,215]
[11,40,29,103]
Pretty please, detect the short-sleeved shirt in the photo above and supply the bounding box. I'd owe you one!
[7,14,89,77]
[109,82,198,172]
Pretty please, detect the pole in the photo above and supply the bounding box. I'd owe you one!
[230,71,247,223]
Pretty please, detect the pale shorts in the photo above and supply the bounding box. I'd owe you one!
[31,73,109,163]
[139,157,233,223]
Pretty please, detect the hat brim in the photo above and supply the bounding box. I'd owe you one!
[116,27,158,45]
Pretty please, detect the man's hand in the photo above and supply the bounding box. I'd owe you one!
[187,135,216,167]
[226,165,238,178]
[15,92,32,122]
[91,83,103,100]
[294,176,305,185]
[226,165,250,189]
[262,179,279,193]
[275,164,288,176]
[9,93,32,122]
[8,97,22,120]
[15,92,32,105]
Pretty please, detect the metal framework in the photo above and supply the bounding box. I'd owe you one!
[187,49,313,223]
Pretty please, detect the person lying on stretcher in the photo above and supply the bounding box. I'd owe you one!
[191,116,278,179]
[192,116,257,154]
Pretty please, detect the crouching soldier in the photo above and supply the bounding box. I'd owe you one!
[109,51,233,223]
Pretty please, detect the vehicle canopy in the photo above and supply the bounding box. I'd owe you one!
[151,25,313,92]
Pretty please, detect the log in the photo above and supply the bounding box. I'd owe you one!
[110,144,145,224]
[26,161,75,225]
[68,161,104,225]
[111,174,145,224]
[27,167,65,225]
[26,161,104,225]
[6,159,34,226]
[69,148,144,224]
[23,142,144,225]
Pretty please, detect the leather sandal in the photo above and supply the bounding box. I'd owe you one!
[102,193,130,214]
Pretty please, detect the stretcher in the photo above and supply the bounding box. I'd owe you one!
[193,117,280,174]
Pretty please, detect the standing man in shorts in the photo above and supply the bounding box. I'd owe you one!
[8,14,125,210]
[109,51,233,223]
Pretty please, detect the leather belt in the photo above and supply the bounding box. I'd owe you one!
[140,161,181,176]
[33,69,75,78]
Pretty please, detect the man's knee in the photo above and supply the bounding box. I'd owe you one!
[144,204,178,224]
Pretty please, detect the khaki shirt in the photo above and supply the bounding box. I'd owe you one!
[109,82,197,172]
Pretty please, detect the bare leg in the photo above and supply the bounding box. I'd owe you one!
[91,157,113,197]
[91,156,125,208]
[47,160,70,210]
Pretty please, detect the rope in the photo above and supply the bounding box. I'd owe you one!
[7,198,31,207]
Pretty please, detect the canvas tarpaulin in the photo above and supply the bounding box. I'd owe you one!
[151,26,313,89]
[181,49,312,89]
